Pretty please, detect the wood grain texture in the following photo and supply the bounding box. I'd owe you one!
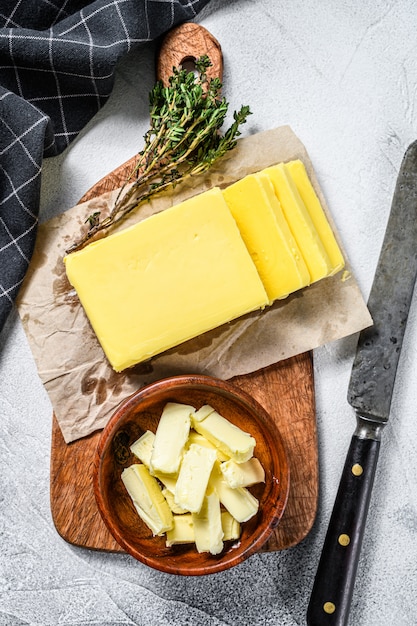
[49,23,318,554]
[156,23,223,88]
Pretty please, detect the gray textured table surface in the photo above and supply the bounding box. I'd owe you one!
[1,1,417,624]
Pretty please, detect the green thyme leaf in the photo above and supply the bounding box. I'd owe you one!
[67,56,251,253]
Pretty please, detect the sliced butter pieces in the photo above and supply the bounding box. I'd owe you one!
[209,461,259,523]
[166,514,194,547]
[286,159,344,274]
[165,510,240,547]
[174,444,217,513]
[192,489,224,555]
[130,430,154,466]
[121,464,173,536]
[192,404,255,463]
[185,430,229,462]
[265,163,332,282]
[220,457,265,489]
[221,511,241,541]
[222,172,310,302]
[150,402,193,475]
[123,402,264,554]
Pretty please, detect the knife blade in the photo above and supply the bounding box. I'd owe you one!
[307,140,417,626]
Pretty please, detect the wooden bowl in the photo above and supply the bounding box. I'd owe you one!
[93,374,290,575]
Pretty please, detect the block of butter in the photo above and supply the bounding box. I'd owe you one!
[222,172,310,302]
[64,187,269,372]
[121,464,173,536]
[185,430,229,462]
[265,163,332,282]
[192,405,256,463]
[209,461,259,523]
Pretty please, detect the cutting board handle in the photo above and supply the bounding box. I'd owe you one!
[157,22,223,84]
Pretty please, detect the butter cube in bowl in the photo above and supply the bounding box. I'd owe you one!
[93,374,290,576]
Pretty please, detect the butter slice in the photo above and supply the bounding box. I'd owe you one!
[192,405,255,463]
[165,511,241,547]
[222,173,310,302]
[220,457,265,489]
[192,405,216,422]
[186,430,229,462]
[210,462,259,523]
[265,163,332,282]
[129,426,178,491]
[64,187,268,372]
[221,511,241,541]
[121,464,173,536]
[162,487,187,514]
[192,489,224,555]
[166,514,194,546]
[174,444,217,513]
[130,430,155,467]
[285,160,345,275]
[150,402,192,475]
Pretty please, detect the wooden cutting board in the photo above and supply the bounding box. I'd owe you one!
[49,23,318,554]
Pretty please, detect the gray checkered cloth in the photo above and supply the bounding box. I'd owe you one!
[0,0,211,333]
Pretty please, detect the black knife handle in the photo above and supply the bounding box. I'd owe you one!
[307,424,381,626]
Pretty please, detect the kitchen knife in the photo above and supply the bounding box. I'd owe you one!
[307,140,417,626]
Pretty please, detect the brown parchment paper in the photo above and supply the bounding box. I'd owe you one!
[17,126,372,443]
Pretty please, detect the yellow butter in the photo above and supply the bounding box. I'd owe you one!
[152,471,178,494]
[191,405,255,463]
[192,405,216,422]
[163,488,189,514]
[220,457,265,489]
[165,514,194,547]
[186,430,229,462]
[164,511,241,547]
[265,163,332,282]
[121,464,173,536]
[64,187,269,372]
[174,443,217,513]
[192,489,224,555]
[130,430,155,467]
[221,511,241,541]
[222,172,310,302]
[129,428,179,491]
[209,462,259,523]
[150,402,192,475]
[285,160,345,275]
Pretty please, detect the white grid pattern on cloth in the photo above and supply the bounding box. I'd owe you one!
[0,0,211,332]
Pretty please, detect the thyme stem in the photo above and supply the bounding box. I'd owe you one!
[67,56,251,253]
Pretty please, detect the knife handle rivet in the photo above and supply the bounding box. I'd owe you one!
[351,463,363,476]
[338,533,350,546]
[323,602,336,614]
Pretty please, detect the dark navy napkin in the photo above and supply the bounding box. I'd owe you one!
[0,0,211,333]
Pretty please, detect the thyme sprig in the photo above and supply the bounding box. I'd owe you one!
[67,56,251,253]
